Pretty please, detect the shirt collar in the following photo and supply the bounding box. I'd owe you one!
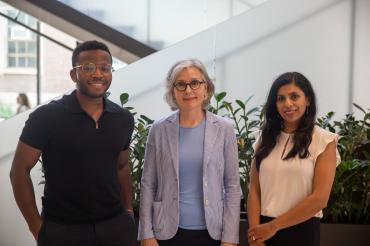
[64,90,120,114]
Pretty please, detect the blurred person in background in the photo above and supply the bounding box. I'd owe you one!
[16,93,31,114]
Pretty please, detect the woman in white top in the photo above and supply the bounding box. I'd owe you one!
[16,93,31,114]
[247,72,340,246]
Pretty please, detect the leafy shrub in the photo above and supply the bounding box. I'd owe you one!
[318,104,370,224]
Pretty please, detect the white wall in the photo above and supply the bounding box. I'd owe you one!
[109,0,369,121]
[0,153,43,246]
[218,0,352,118]
[353,0,370,110]
[0,110,31,157]
[0,105,41,245]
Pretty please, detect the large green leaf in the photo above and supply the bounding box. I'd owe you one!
[215,92,227,102]
[353,103,366,114]
[235,100,245,110]
[120,93,129,106]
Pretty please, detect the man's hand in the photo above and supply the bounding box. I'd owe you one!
[30,219,43,241]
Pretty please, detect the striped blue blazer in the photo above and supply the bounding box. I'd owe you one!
[138,111,240,243]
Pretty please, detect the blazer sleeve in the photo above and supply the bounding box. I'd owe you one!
[138,126,158,240]
[221,124,241,243]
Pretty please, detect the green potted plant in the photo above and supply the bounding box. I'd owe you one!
[208,92,261,246]
[317,105,370,245]
[208,92,261,200]
[0,102,13,120]
[119,93,154,216]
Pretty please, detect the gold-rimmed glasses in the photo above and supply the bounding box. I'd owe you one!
[73,63,114,75]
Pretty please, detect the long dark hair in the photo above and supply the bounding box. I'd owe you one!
[254,72,317,171]
[18,93,30,108]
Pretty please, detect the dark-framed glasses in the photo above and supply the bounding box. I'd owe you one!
[174,79,205,91]
[73,63,114,75]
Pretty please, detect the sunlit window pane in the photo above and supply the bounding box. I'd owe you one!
[8,41,16,53]
[8,57,16,67]
[28,42,36,53]
[28,57,36,67]
[18,41,26,53]
[19,57,26,67]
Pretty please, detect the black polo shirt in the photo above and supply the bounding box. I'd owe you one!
[20,90,134,223]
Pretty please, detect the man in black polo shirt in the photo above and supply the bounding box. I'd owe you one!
[10,40,135,246]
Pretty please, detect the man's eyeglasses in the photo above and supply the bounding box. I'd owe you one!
[174,79,205,91]
[73,63,114,75]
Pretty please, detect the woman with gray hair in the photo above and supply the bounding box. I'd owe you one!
[138,59,240,246]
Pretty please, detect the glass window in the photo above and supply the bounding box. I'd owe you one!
[18,41,26,53]
[7,11,37,68]
[18,13,25,23]
[28,57,36,67]
[18,57,26,67]
[28,16,36,27]
[8,41,16,53]
[7,9,16,18]
[28,42,36,53]
[8,57,16,67]
[0,3,76,121]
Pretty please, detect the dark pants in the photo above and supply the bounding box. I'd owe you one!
[260,215,320,246]
[37,211,136,246]
[157,228,220,246]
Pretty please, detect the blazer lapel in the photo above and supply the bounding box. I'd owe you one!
[203,112,220,174]
[165,113,179,178]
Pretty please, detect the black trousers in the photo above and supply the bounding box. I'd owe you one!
[37,210,136,246]
[260,215,320,246]
[157,228,220,246]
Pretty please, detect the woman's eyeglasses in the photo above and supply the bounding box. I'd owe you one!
[174,79,205,91]
[73,63,114,75]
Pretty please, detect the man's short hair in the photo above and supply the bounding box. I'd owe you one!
[72,40,112,67]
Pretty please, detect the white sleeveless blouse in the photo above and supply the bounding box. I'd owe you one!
[253,126,341,218]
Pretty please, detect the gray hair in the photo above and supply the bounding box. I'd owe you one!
[164,59,215,111]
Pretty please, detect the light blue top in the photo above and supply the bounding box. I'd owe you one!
[178,119,206,230]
